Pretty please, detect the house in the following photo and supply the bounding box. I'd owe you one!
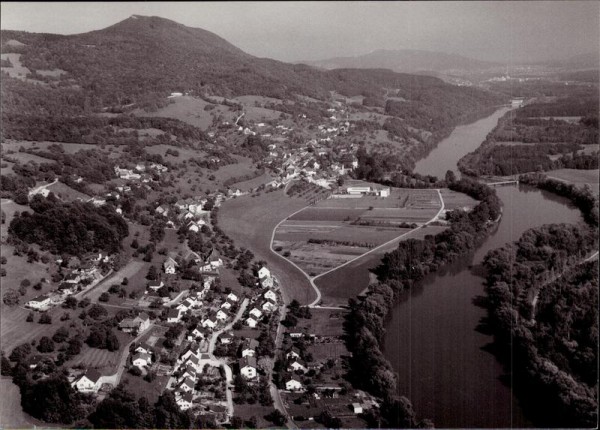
[148,281,164,291]
[119,312,151,333]
[163,257,178,274]
[239,357,257,379]
[64,273,81,284]
[261,299,277,313]
[202,315,217,329]
[288,360,308,373]
[155,206,169,217]
[28,355,47,369]
[135,343,153,355]
[191,326,206,339]
[72,369,103,393]
[257,267,271,279]
[185,355,201,372]
[58,283,77,296]
[259,275,274,289]
[245,316,258,328]
[227,292,239,302]
[181,364,197,381]
[249,308,263,320]
[263,289,277,302]
[352,403,363,414]
[347,185,371,195]
[132,352,151,368]
[27,295,51,310]
[286,377,304,391]
[167,308,182,323]
[241,339,259,358]
[179,377,195,393]
[286,347,301,360]
[219,332,234,345]
[376,187,390,198]
[176,302,189,313]
[180,347,199,363]
[176,392,193,411]
[216,309,229,322]
[208,255,223,269]
[220,300,233,311]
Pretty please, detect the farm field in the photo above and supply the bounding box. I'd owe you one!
[2,139,101,154]
[145,144,207,162]
[439,189,478,210]
[2,151,54,165]
[273,186,441,277]
[218,190,315,305]
[547,168,599,193]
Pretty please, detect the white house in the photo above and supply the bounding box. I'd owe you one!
[185,355,201,372]
[227,292,239,302]
[249,308,263,319]
[347,185,371,195]
[219,332,234,345]
[179,347,199,363]
[132,352,151,368]
[259,275,274,289]
[288,360,308,373]
[286,347,301,360]
[216,309,229,321]
[202,315,217,329]
[241,339,259,358]
[181,364,197,381]
[135,343,153,355]
[285,377,304,391]
[352,403,363,414]
[263,289,277,302]
[147,281,164,291]
[246,316,258,328]
[220,300,233,311]
[239,357,257,379]
[72,369,103,393]
[176,392,193,411]
[257,267,271,279]
[261,299,277,313]
[163,257,178,274]
[179,377,195,393]
[27,295,51,310]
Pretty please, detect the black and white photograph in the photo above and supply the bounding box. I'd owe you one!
[0,1,598,428]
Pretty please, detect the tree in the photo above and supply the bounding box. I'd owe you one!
[38,313,52,324]
[445,169,457,184]
[3,288,20,306]
[265,409,287,426]
[20,374,86,423]
[64,296,78,309]
[26,312,34,322]
[99,292,110,302]
[37,336,55,353]
[52,326,69,343]
[146,265,158,281]
[9,343,32,363]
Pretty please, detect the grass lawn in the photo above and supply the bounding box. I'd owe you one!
[439,189,478,210]
[232,172,275,192]
[218,190,314,305]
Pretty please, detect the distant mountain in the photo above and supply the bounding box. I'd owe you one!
[301,49,498,74]
[1,15,505,145]
[542,52,600,70]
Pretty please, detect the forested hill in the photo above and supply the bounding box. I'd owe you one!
[1,15,504,110]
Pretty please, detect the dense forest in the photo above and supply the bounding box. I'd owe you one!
[344,178,500,427]
[8,194,128,255]
[458,103,599,177]
[483,226,598,427]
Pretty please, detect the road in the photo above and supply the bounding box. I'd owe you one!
[28,178,58,197]
[269,189,446,307]
[203,298,249,417]
[102,322,155,387]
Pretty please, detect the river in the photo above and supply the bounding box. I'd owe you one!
[413,107,511,179]
[383,108,584,427]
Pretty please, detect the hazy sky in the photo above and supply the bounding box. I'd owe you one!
[1,2,598,63]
